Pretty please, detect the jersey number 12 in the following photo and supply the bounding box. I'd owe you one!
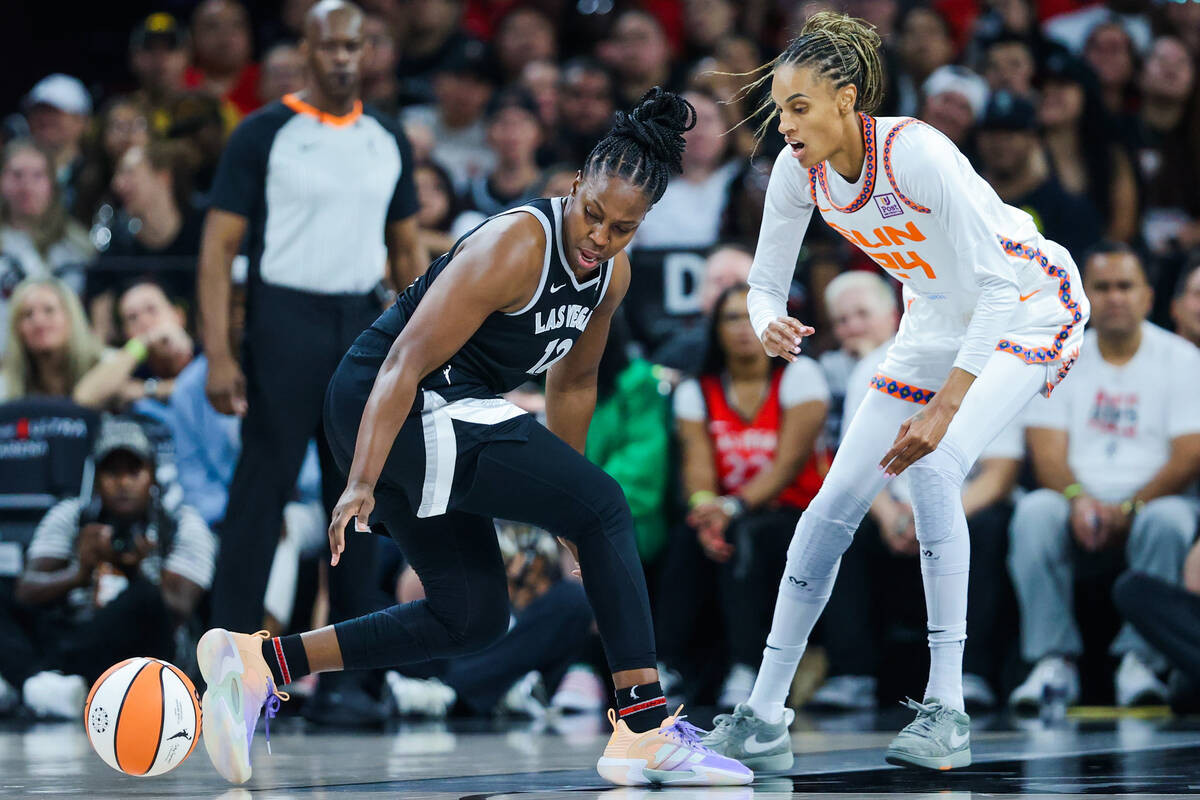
[529,338,574,375]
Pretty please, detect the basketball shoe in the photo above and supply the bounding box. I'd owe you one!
[884,697,971,770]
[197,629,289,784]
[597,705,752,786]
[702,703,795,772]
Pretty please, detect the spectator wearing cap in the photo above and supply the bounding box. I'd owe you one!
[977,89,1102,259]
[1038,52,1139,243]
[461,88,543,218]
[360,13,401,116]
[0,141,92,354]
[981,34,1037,97]
[492,7,557,84]
[555,57,617,168]
[257,43,307,106]
[22,74,92,211]
[184,0,262,117]
[198,0,423,725]
[890,5,957,117]
[919,65,988,149]
[1009,243,1200,711]
[1134,36,1200,257]
[129,12,190,137]
[2,418,216,720]
[400,39,496,190]
[75,281,195,412]
[1172,261,1200,350]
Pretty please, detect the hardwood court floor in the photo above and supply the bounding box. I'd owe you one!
[3,707,1199,798]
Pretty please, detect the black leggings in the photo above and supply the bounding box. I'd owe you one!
[329,422,656,675]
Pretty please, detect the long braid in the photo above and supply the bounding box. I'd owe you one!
[583,87,696,204]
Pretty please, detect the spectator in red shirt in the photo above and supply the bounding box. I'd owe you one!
[185,0,261,117]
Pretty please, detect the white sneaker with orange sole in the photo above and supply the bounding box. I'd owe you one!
[597,705,753,786]
[196,629,289,784]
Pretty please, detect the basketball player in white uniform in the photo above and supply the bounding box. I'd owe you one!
[703,12,1090,771]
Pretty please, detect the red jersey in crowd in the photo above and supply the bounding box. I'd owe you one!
[184,62,261,116]
[700,369,829,510]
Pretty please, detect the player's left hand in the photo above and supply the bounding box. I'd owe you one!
[328,482,374,566]
[879,401,956,476]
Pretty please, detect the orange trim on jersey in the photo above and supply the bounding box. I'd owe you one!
[881,118,932,214]
[282,93,363,127]
[870,372,936,405]
[815,112,877,214]
[994,235,1084,371]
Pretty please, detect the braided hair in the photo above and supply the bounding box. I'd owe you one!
[729,12,885,144]
[582,87,697,205]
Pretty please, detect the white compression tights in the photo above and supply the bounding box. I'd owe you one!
[747,353,1049,720]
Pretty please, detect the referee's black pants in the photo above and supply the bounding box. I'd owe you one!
[208,283,381,633]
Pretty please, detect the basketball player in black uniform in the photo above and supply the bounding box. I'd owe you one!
[196,89,753,787]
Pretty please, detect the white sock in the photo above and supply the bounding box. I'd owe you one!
[908,443,971,714]
[747,509,855,723]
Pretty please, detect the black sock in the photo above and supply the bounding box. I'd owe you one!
[615,681,668,733]
[261,634,309,687]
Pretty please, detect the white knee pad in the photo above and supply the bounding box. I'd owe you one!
[908,440,973,574]
[779,511,856,602]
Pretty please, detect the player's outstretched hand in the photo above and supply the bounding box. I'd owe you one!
[329,482,375,566]
[762,317,815,362]
[879,402,955,476]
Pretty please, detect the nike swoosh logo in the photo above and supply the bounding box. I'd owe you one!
[948,729,969,749]
[743,731,790,753]
[549,283,565,293]
[1019,289,1041,302]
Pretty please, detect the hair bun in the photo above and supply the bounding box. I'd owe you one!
[609,87,696,174]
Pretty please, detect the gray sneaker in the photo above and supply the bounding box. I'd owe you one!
[884,697,971,770]
[702,703,794,772]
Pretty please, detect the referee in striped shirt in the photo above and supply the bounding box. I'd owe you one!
[197,0,424,722]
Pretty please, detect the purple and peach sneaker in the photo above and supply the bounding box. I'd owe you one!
[596,705,753,786]
[196,629,289,784]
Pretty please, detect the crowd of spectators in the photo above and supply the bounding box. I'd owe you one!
[1,0,1199,724]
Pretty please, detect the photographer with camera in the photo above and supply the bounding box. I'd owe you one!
[0,419,216,719]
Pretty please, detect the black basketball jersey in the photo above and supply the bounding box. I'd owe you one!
[369,197,615,401]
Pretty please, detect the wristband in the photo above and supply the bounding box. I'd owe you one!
[124,338,148,363]
[688,490,717,510]
[1062,483,1084,501]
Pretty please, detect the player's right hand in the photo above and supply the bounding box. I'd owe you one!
[761,317,815,362]
[328,482,374,567]
[206,354,248,417]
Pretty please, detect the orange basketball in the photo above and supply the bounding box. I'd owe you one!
[84,657,202,777]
